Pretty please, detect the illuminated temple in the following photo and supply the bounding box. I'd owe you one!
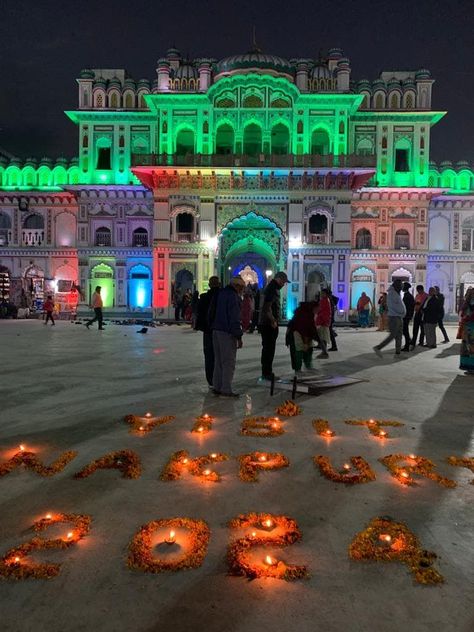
[0,46,473,318]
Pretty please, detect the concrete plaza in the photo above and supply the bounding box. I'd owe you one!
[0,319,473,632]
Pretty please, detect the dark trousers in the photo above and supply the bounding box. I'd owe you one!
[203,331,214,386]
[87,307,103,329]
[174,304,181,321]
[45,311,55,325]
[438,318,449,342]
[412,312,424,346]
[260,325,279,377]
[329,324,337,350]
[402,317,411,349]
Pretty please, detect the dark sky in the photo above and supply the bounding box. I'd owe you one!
[1,0,472,163]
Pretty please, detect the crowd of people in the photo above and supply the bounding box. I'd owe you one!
[192,274,474,396]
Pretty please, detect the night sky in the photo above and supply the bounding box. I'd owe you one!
[1,0,472,163]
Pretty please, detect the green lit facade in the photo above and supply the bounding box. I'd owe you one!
[0,47,473,316]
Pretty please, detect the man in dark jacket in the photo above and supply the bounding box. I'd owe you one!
[422,287,442,348]
[211,276,245,397]
[259,271,290,381]
[402,282,415,351]
[195,276,220,388]
[434,286,450,343]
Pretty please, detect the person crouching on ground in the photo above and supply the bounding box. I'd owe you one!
[211,276,245,397]
[43,295,55,326]
[286,301,318,374]
[315,288,332,359]
[373,278,406,357]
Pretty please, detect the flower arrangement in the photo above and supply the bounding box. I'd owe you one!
[349,516,444,585]
[238,452,290,482]
[446,456,474,484]
[128,517,210,573]
[314,456,376,484]
[312,418,336,438]
[240,416,285,438]
[276,400,302,417]
[345,418,404,439]
[74,450,142,480]
[191,414,214,435]
[0,449,78,478]
[227,513,308,581]
[0,513,91,580]
[379,454,456,488]
[160,450,229,482]
[124,413,175,436]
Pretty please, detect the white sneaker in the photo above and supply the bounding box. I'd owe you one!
[373,346,383,358]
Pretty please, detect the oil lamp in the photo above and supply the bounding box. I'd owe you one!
[264,555,277,567]
[165,530,176,545]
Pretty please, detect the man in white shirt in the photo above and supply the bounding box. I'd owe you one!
[373,279,406,357]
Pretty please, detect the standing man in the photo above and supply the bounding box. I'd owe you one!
[434,286,450,343]
[411,284,428,348]
[401,282,415,351]
[373,278,406,357]
[195,276,220,388]
[422,287,442,348]
[328,289,339,352]
[211,276,245,397]
[259,271,290,381]
[86,286,104,330]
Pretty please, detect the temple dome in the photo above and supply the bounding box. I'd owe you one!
[215,47,293,79]
[175,62,198,80]
[310,61,332,79]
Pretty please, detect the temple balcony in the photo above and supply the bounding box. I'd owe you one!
[131,153,376,169]
[22,229,45,247]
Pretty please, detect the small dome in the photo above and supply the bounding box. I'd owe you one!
[373,78,386,90]
[429,160,437,168]
[310,61,332,79]
[216,48,293,79]
[25,157,38,167]
[124,77,136,88]
[357,78,371,88]
[137,78,151,88]
[166,47,181,60]
[175,62,198,80]
[416,68,431,79]
[9,157,22,167]
[440,160,453,168]
[79,69,95,79]
[70,156,79,166]
[456,160,470,169]
[94,77,107,87]
[40,157,53,167]
[337,57,350,69]
[402,77,416,87]
[55,157,68,167]
[387,77,401,89]
[108,76,122,88]
[328,47,344,60]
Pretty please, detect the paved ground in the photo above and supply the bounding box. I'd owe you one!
[0,319,473,632]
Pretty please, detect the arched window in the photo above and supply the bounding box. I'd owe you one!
[96,92,104,108]
[355,228,372,249]
[297,120,303,134]
[404,92,415,109]
[461,216,474,252]
[215,124,234,155]
[271,123,290,155]
[0,213,11,246]
[389,92,400,109]
[125,92,134,108]
[309,214,328,234]
[95,226,111,247]
[374,93,384,109]
[110,92,119,108]
[176,213,195,240]
[394,139,411,172]
[139,93,147,108]
[243,123,262,156]
[394,229,410,249]
[24,214,44,229]
[356,138,374,156]
[175,128,195,156]
[83,90,89,107]
[360,93,369,109]
[132,227,148,247]
[242,94,263,108]
[311,128,330,155]
[271,97,290,108]
[215,96,235,108]
[82,135,88,148]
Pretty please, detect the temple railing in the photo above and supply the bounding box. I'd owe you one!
[131,153,376,169]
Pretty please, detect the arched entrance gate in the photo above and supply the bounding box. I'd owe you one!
[218,212,285,288]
